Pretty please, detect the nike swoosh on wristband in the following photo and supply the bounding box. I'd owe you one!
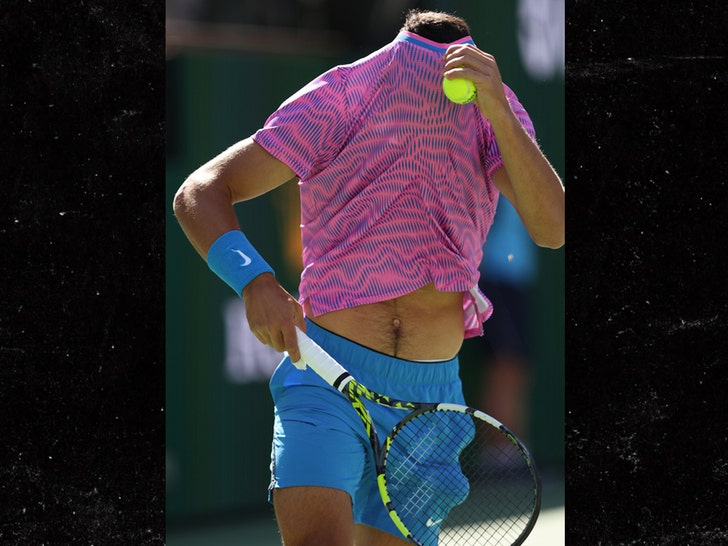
[233,249,252,267]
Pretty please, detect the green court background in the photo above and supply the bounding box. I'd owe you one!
[166,1,564,523]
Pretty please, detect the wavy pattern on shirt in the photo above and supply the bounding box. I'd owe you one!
[253,31,536,338]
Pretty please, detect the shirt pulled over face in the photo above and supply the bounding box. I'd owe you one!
[253,31,536,338]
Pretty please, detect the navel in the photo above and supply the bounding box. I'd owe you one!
[391,317,402,357]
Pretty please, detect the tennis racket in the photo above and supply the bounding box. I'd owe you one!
[293,328,541,546]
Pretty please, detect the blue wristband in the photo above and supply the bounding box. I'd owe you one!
[206,230,275,297]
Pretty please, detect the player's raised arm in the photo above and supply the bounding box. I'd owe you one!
[443,44,565,249]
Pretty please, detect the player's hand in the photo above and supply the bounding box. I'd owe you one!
[242,272,306,362]
[443,44,510,121]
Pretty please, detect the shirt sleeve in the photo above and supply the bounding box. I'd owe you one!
[252,67,349,180]
[481,83,537,176]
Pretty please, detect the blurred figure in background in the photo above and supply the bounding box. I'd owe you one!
[477,197,537,450]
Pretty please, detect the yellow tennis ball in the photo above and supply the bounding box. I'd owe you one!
[442,77,476,104]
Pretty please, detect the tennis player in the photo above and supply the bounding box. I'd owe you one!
[174,9,564,546]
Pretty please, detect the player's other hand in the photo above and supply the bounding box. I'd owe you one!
[242,272,306,362]
[443,44,509,121]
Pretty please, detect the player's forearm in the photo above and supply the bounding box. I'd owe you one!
[173,173,241,260]
[490,108,565,249]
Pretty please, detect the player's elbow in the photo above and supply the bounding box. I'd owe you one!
[172,179,193,220]
[530,219,565,249]
[532,199,565,249]
[537,235,564,249]
[534,226,565,249]
[173,173,207,221]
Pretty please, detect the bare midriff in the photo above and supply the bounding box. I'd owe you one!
[304,283,465,361]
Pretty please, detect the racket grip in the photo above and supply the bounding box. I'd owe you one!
[294,327,351,388]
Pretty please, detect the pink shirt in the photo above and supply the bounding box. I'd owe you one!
[253,31,536,338]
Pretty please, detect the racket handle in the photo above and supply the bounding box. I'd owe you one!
[294,328,352,390]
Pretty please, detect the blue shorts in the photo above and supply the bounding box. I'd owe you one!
[268,319,465,537]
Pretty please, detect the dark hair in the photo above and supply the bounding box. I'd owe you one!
[401,9,471,43]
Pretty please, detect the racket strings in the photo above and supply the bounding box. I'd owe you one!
[383,409,539,546]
